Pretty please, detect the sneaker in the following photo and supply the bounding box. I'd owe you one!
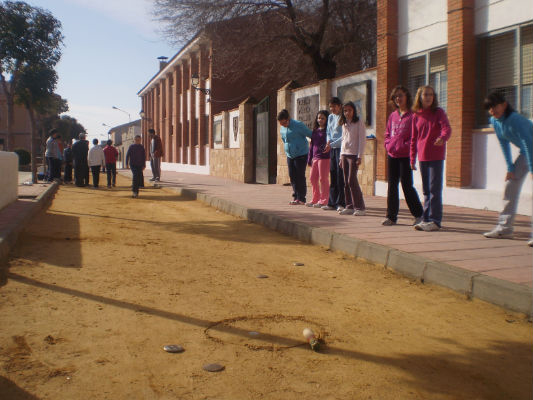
[382,218,396,226]
[412,216,423,226]
[313,203,323,208]
[336,206,345,212]
[289,200,304,205]
[414,221,427,231]
[132,192,138,198]
[149,178,156,181]
[483,228,513,239]
[353,209,366,216]
[339,208,354,215]
[421,221,440,232]
[528,239,533,247]
[305,202,314,207]
[155,177,160,182]
[322,205,335,210]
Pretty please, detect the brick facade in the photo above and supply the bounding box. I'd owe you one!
[446,0,475,187]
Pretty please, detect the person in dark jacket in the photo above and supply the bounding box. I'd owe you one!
[63,142,73,184]
[103,139,119,188]
[149,128,163,181]
[72,132,89,187]
[126,135,146,198]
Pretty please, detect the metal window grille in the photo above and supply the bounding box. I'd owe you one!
[476,24,533,125]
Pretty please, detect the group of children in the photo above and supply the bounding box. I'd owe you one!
[279,86,532,244]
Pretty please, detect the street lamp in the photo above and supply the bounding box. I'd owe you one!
[191,74,211,95]
[102,123,112,140]
[112,106,131,122]
[139,110,152,121]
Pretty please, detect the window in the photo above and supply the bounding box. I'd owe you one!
[400,48,448,111]
[476,24,533,125]
[213,119,222,144]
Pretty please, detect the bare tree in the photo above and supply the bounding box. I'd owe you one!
[152,0,376,81]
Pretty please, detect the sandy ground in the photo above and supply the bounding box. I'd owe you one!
[0,174,531,400]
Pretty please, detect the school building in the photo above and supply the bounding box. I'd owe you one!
[138,1,532,215]
[376,0,532,215]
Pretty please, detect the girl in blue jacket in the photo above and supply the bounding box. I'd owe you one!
[483,92,533,246]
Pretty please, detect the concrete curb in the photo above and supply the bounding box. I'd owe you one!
[158,183,532,316]
[0,182,59,282]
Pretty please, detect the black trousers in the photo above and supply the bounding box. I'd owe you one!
[287,155,307,202]
[386,156,423,222]
[131,166,143,193]
[90,166,101,187]
[64,162,73,182]
[74,161,89,187]
[328,147,345,208]
[106,163,116,186]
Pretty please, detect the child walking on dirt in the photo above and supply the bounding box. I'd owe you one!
[126,135,146,198]
[410,85,452,232]
[306,110,331,208]
[338,101,367,216]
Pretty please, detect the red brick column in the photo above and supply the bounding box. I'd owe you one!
[198,46,208,165]
[376,0,399,181]
[446,0,475,187]
[189,55,197,165]
[164,74,172,162]
[180,60,189,164]
[173,66,181,163]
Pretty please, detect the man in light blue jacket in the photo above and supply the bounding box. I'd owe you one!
[278,109,312,204]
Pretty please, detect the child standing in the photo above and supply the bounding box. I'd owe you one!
[338,101,367,216]
[410,85,452,231]
[383,85,423,226]
[306,110,331,208]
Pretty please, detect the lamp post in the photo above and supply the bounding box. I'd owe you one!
[102,123,112,140]
[112,106,131,122]
[191,74,211,95]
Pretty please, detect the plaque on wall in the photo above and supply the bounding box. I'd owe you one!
[337,80,372,126]
[233,116,239,142]
[297,94,319,130]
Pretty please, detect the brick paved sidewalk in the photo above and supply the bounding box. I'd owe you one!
[121,169,532,315]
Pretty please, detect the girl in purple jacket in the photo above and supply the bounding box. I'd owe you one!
[383,86,423,226]
[410,85,452,232]
[306,110,331,207]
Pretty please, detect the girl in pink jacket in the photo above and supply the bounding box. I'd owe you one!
[410,86,451,232]
[383,86,423,226]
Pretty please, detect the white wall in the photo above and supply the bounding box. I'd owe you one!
[398,0,448,57]
[475,0,533,34]
[0,152,18,211]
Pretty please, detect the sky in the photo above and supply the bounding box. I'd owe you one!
[25,0,177,142]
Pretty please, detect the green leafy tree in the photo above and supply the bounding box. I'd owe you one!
[15,63,58,182]
[0,1,63,151]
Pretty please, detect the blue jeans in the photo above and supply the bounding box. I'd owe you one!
[419,160,444,227]
[287,155,307,202]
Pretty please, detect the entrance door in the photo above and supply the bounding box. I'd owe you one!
[254,97,269,184]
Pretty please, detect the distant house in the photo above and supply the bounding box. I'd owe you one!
[106,119,141,168]
[0,84,32,152]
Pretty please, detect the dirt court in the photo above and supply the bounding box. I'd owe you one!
[0,174,531,400]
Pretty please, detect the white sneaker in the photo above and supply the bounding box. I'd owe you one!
[382,218,396,226]
[336,206,344,212]
[322,205,335,210]
[338,208,354,215]
[412,216,423,226]
[353,209,366,216]
[483,228,513,239]
[421,221,440,231]
[528,239,533,247]
[313,203,323,208]
[305,202,314,207]
[414,221,427,231]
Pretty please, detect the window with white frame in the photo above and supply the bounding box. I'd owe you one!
[476,23,533,125]
[400,48,448,111]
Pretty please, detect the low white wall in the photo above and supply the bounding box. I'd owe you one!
[0,151,18,211]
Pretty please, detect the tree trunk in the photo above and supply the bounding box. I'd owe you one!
[0,78,15,152]
[27,107,38,183]
[310,52,337,81]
